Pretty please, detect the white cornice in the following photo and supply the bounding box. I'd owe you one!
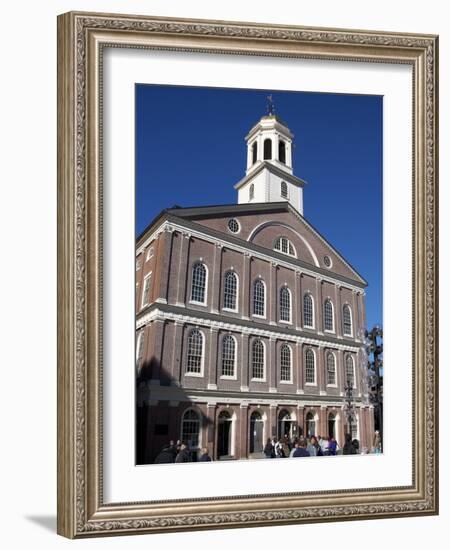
[144,385,360,409]
[137,219,365,293]
[138,308,360,353]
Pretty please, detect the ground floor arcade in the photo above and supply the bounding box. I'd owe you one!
[136,398,375,464]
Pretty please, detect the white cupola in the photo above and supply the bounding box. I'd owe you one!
[234,97,305,215]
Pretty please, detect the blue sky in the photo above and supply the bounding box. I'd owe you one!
[136,85,382,330]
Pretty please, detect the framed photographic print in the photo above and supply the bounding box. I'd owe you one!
[57,11,439,538]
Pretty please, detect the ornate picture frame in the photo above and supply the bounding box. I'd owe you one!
[57,11,438,538]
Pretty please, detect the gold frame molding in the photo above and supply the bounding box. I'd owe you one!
[57,11,439,538]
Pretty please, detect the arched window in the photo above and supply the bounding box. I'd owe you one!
[324,299,334,331]
[279,286,291,322]
[252,339,265,380]
[263,138,272,159]
[186,329,203,374]
[190,262,207,303]
[253,279,265,317]
[136,330,145,372]
[280,180,288,198]
[181,409,200,449]
[305,349,316,384]
[252,141,258,164]
[343,304,353,336]
[223,271,238,310]
[345,355,355,387]
[221,335,236,377]
[249,183,255,201]
[274,236,296,257]
[303,293,314,328]
[279,140,286,164]
[280,344,292,382]
[326,352,336,385]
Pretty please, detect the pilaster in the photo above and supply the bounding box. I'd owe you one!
[296,342,304,394]
[207,327,219,389]
[269,261,278,325]
[211,243,223,313]
[242,252,251,319]
[175,232,191,306]
[240,332,250,391]
[150,319,166,383]
[155,226,174,303]
[171,321,184,385]
[269,336,277,392]
[316,277,324,334]
[335,284,343,338]
[295,270,302,329]
[317,344,326,395]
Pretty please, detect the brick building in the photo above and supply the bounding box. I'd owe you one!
[135,110,374,463]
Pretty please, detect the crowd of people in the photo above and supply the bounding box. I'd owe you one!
[153,431,382,464]
[153,440,212,464]
[263,433,363,458]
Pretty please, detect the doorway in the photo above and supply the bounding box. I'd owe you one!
[250,411,264,453]
[306,411,316,437]
[278,410,293,440]
[328,413,336,439]
[217,410,233,458]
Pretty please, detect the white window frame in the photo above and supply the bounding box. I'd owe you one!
[185,328,205,377]
[305,411,317,437]
[345,354,356,389]
[227,218,241,234]
[304,348,317,386]
[273,236,297,258]
[279,343,293,384]
[279,286,292,324]
[220,334,237,379]
[222,270,239,312]
[251,338,266,382]
[252,279,266,319]
[189,262,209,306]
[180,408,202,450]
[323,298,335,333]
[135,330,145,373]
[326,351,338,387]
[343,304,353,337]
[140,271,152,309]
[280,180,288,199]
[303,292,315,329]
[145,246,154,262]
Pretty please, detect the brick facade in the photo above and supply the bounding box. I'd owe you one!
[136,203,374,463]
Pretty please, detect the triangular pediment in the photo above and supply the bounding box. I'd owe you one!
[161,202,367,286]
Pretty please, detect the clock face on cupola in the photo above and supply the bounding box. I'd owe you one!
[234,96,306,215]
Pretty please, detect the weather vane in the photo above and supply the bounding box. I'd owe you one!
[266,94,275,115]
